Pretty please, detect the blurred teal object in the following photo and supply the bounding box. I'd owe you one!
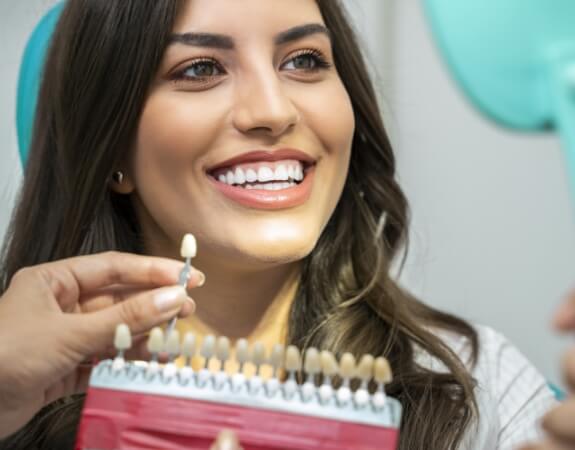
[423,0,575,199]
[549,382,566,401]
[16,2,64,165]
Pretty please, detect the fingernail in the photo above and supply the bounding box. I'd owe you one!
[188,270,205,288]
[154,286,187,312]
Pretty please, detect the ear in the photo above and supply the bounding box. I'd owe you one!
[109,170,135,195]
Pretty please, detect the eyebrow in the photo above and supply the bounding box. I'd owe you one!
[169,23,331,49]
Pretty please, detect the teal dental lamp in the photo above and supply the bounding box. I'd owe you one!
[423,0,575,200]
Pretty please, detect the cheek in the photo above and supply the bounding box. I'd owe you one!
[129,92,229,241]
[296,79,355,161]
[134,92,223,180]
[296,79,355,206]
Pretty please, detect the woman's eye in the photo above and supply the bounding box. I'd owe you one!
[282,50,332,72]
[173,59,225,83]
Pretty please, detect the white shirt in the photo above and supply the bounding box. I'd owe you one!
[416,324,558,450]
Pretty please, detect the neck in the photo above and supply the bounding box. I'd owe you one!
[188,252,300,342]
[144,234,300,344]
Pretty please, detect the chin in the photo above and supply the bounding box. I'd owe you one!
[230,234,318,267]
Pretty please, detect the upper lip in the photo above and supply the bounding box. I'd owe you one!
[206,148,317,173]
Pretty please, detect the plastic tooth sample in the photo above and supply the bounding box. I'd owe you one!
[162,330,180,380]
[197,334,216,386]
[114,323,132,352]
[302,348,320,401]
[179,332,196,383]
[354,354,374,408]
[200,334,216,367]
[251,341,267,373]
[214,336,231,389]
[248,341,267,393]
[337,352,356,406]
[283,345,302,399]
[216,336,231,367]
[112,323,131,372]
[265,343,285,396]
[232,338,249,392]
[319,350,338,403]
[180,233,197,258]
[165,330,181,359]
[146,327,164,378]
[372,357,393,410]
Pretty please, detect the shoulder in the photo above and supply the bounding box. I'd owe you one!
[426,323,558,449]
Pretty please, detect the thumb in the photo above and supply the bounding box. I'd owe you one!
[76,285,193,353]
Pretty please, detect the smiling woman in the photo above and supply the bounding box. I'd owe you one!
[0,0,557,449]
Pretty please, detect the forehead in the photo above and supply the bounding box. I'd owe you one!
[173,0,324,36]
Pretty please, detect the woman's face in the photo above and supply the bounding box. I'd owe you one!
[131,0,354,268]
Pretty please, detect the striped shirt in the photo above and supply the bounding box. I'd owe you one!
[417,324,558,449]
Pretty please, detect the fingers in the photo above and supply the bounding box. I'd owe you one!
[210,430,242,450]
[563,347,575,394]
[554,291,575,332]
[72,285,194,355]
[80,285,197,317]
[32,252,204,311]
[541,398,575,445]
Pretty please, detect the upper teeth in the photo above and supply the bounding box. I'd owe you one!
[216,163,304,185]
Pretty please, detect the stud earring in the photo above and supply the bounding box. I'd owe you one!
[112,171,124,184]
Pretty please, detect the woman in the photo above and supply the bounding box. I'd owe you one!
[0,0,561,448]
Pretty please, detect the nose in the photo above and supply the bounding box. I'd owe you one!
[232,70,300,137]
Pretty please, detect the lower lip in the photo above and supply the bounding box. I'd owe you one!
[207,165,316,210]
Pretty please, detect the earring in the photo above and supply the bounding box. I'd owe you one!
[112,171,124,184]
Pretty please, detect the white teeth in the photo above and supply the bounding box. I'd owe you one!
[258,166,274,182]
[234,167,246,184]
[274,165,289,181]
[216,163,306,186]
[245,168,258,183]
[294,165,304,181]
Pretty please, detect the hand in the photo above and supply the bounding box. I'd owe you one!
[0,251,204,439]
[518,292,575,450]
[211,430,243,450]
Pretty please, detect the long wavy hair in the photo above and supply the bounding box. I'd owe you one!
[0,1,479,449]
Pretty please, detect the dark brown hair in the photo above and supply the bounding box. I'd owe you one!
[0,1,479,449]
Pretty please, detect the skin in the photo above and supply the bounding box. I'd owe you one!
[114,0,355,342]
[519,294,575,450]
